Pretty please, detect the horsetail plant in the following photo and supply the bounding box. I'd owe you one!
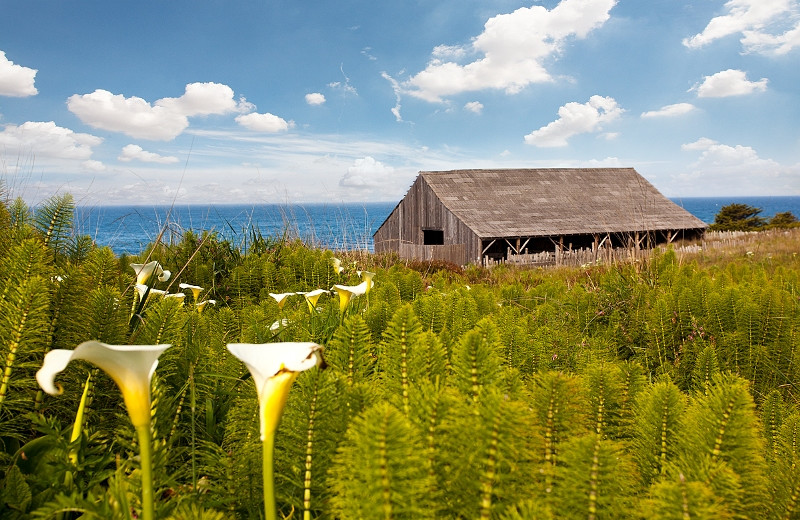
[36,340,171,520]
[226,342,325,520]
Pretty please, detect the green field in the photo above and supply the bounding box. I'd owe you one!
[2,195,800,519]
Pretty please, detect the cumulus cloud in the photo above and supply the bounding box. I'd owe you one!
[67,82,240,140]
[339,156,395,188]
[403,0,618,102]
[235,112,292,132]
[118,144,180,164]
[82,159,107,172]
[156,82,238,116]
[677,137,797,194]
[464,101,484,114]
[305,93,326,105]
[641,103,696,118]
[0,51,38,97]
[690,69,768,98]
[524,95,623,147]
[0,121,102,159]
[683,0,800,55]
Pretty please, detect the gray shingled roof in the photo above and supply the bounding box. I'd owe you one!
[420,168,706,238]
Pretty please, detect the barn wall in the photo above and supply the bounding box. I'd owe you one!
[372,176,481,264]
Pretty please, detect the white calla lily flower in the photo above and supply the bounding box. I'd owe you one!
[196,299,216,313]
[332,257,344,274]
[165,292,186,303]
[268,292,294,310]
[179,283,204,301]
[36,341,171,427]
[135,284,167,303]
[332,282,368,312]
[158,270,171,282]
[359,270,376,294]
[227,342,324,440]
[130,261,166,286]
[297,289,328,311]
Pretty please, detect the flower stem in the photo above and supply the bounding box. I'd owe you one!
[136,424,154,520]
[263,432,277,520]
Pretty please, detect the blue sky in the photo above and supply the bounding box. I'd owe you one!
[1,0,798,205]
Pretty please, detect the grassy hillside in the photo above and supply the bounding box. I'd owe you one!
[1,196,799,519]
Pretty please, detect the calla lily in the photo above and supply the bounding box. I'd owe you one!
[165,292,186,303]
[196,299,216,313]
[179,283,203,301]
[36,341,171,520]
[268,292,294,310]
[37,341,170,427]
[332,257,344,274]
[227,341,323,438]
[130,261,166,286]
[135,284,167,303]
[158,270,171,282]
[270,318,289,331]
[332,282,368,312]
[227,342,324,520]
[297,289,328,312]
[358,270,376,295]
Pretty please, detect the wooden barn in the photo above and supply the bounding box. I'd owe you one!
[372,168,707,266]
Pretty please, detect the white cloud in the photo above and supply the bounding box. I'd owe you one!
[690,69,768,98]
[67,82,240,140]
[677,137,798,195]
[0,121,102,159]
[156,82,238,116]
[0,51,38,97]
[339,156,395,188]
[82,159,106,172]
[381,72,404,122]
[68,90,190,140]
[404,0,618,102]
[641,103,696,118]
[118,144,179,164]
[464,101,484,114]
[683,0,800,55]
[235,112,292,132]
[524,95,623,147]
[305,93,326,106]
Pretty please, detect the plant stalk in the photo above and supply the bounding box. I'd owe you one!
[136,424,155,520]
[263,432,277,520]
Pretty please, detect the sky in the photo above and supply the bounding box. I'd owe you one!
[0,0,799,205]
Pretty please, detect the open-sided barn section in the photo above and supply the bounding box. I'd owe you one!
[373,168,707,266]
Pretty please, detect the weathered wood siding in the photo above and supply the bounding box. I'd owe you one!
[373,176,481,264]
[399,244,466,265]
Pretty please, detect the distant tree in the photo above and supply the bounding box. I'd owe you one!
[767,211,799,229]
[709,203,766,231]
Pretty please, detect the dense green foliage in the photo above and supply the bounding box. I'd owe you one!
[1,194,800,518]
[710,203,799,231]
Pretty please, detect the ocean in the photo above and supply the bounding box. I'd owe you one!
[74,197,800,256]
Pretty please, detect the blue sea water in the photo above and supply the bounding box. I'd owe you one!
[74,197,800,257]
[74,202,397,256]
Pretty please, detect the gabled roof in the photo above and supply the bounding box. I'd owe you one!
[419,168,706,238]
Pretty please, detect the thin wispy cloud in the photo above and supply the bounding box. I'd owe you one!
[641,103,696,118]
